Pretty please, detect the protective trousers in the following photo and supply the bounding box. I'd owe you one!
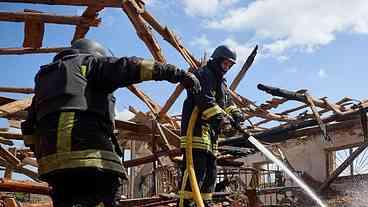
[179,150,217,207]
[45,168,122,207]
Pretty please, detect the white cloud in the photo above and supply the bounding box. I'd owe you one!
[190,34,211,49]
[182,0,238,17]
[318,69,327,79]
[206,0,368,54]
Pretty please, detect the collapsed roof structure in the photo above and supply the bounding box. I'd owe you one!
[0,1,367,206]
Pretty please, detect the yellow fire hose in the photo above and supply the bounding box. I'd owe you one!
[179,107,205,207]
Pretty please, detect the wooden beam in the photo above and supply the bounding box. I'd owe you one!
[141,10,200,67]
[0,137,14,146]
[257,84,344,111]
[14,201,52,207]
[0,132,23,140]
[319,141,368,192]
[0,96,32,116]
[127,85,178,128]
[141,9,201,117]
[122,1,166,63]
[119,197,165,206]
[305,93,330,141]
[230,45,258,91]
[72,5,104,42]
[0,146,21,166]
[3,148,16,179]
[123,148,181,168]
[0,11,100,26]
[0,87,33,94]
[0,178,50,194]
[0,0,124,7]
[115,119,151,134]
[220,115,362,147]
[0,159,39,181]
[255,98,353,127]
[230,90,295,122]
[0,47,68,55]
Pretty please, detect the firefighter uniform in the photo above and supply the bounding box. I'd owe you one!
[179,58,242,206]
[21,39,200,207]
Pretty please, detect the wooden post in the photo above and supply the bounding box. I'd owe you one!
[152,120,158,196]
[0,145,20,166]
[305,93,331,142]
[129,140,135,198]
[3,148,16,179]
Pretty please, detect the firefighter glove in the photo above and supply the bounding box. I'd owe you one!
[231,112,244,130]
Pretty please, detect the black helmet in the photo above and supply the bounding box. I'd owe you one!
[211,45,237,63]
[71,38,108,57]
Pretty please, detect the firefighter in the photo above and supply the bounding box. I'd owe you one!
[21,38,201,207]
[179,45,244,206]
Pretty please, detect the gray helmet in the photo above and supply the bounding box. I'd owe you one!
[211,45,237,63]
[71,38,108,57]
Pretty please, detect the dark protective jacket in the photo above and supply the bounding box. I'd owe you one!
[22,49,188,179]
[180,60,241,155]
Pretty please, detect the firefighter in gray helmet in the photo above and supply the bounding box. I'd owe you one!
[211,45,237,64]
[21,38,201,207]
[179,45,244,207]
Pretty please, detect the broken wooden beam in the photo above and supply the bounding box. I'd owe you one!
[230,45,258,91]
[230,90,295,122]
[122,1,166,63]
[0,137,14,146]
[257,83,344,112]
[0,87,33,94]
[0,11,100,26]
[319,141,368,192]
[141,10,199,68]
[0,96,16,106]
[0,146,21,167]
[139,10,202,117]
[220,113,363,148]
[123,148,181,168]
[0,178,50,195]
[0,0,124,7]
[115,119,151,134]
[255,98,353,127]
[18,201,53,207]
[0,96,32,116]
[0,132,23,140]
[127,85,178,128]
[0,47,68,55]
[72,5,104,42]
[119,196,165,206]
[305,93,331,141]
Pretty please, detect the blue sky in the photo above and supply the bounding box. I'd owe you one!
[1,0,368,129]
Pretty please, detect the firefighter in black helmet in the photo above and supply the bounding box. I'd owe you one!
[21,38,201,207]
[179,45,244,207]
